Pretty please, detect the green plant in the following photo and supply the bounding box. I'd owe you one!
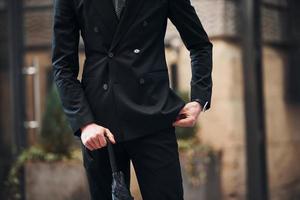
[39,83,74,156]
[4,82,81,199]
[4,145,82,200]
[178,137,214,187]
[175,126,197,139]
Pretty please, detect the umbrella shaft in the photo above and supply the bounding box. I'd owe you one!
[107,140,118,172]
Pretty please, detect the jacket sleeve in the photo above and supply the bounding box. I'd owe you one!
[167,0,213,111]
[51,0,95,138]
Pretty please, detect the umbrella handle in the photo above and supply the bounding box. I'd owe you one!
[105,137,118,173]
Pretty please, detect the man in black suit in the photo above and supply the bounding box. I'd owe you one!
[52,0,212,199]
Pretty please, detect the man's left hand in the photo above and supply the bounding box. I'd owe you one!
[172,101,202,127]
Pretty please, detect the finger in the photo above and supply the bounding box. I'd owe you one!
[173,117,194,127]
[92,135,101,149]
[97,134,107,148]
[93,137,102,149]
[173,121,192,127]
[175,115,193,124]
[176,113,187,121]
[179,106,188,113]
[88,138,98,150]
[105,128,116,144]
[85,141,94,151]
[173,120,187,127]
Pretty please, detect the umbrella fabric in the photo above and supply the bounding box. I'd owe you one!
[112,171,134,200]
[106,138,134,200]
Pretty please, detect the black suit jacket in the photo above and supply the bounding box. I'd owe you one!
[52,0,213,142]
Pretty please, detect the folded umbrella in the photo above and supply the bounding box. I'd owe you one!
[106,138,134,200]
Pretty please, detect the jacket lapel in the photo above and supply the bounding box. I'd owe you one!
[109,0,145,51]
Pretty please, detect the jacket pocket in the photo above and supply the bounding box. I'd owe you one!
[143,69,169,82]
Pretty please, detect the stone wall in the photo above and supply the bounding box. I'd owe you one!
[173,38,300,200]
[25,161,90,200]
[165,1,300,199]
[263,47,300,200]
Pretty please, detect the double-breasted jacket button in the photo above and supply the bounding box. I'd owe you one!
[139,78,145,84]
[143,20,148,27]
[134,49,140,54]
[103,83,108,90]
[94,26,99,33]
[108,52,114,58]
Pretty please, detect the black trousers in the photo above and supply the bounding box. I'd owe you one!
[80,126,184,200]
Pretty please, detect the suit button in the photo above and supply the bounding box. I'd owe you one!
[103,83,108,90]
[139,78,145,84]
[108,52,114,58]
[94,26,99,33]
[143,21,148,27]
[134,49,140,54]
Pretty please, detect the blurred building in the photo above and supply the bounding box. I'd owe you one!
[165,0,300,200]
[23,0,80,144]
[1,0,300,199]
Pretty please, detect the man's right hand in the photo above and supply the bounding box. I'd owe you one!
[80,123,116,151]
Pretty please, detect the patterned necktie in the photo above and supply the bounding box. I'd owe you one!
[112,0,126,19]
